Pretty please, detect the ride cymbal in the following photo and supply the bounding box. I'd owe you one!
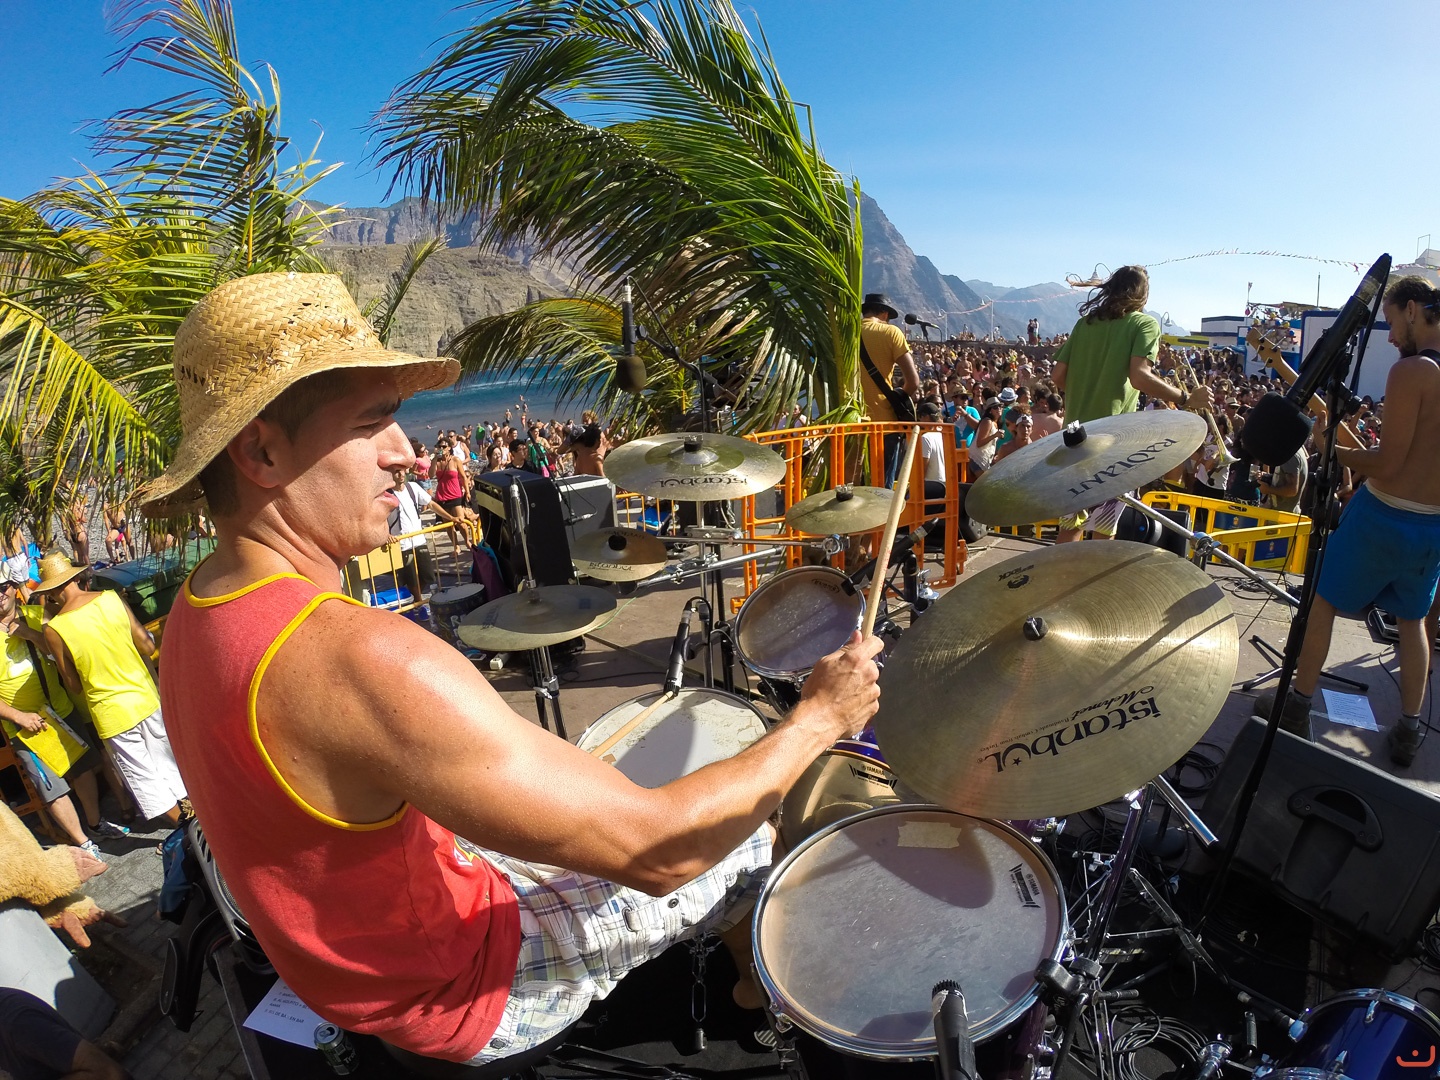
[605,432,786,500]
[457,585,618,651]
[571,528,670,582]
[873,541,1237,820]
[785,485,894,536]
[966,411,1205,526]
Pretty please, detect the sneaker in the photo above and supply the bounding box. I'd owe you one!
[1388,724,1421,768]
[1253,689,1313,740]
[90,818,131,839]
[79,840,106,861]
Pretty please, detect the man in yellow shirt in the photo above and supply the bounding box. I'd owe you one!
[0,571,123,859]
[859,292,920,484]
[33,552,187,826]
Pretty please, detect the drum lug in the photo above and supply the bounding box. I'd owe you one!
[1364,1000,1378,1024]
[1287,1017,1308,1043]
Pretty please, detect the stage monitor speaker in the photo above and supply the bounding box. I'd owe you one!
[554,474,615,549]
[1202,717,1440,959]
[471,469,573,589]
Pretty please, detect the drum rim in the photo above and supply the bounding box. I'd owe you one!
[733,565,864,680]
[577,686,769,753]
[752,803,1071,1061]
[1295,987,1440,1037]
[431,582,486,602]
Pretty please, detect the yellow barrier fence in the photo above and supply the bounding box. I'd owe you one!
[341,519,482,613]
[1142,491,1310,573]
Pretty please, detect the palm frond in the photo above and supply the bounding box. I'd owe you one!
[360,235,447,346]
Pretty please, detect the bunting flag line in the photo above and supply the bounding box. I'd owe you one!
[1143,249,1365,272]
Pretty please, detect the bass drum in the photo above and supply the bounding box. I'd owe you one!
[577,688,769,787]
[734,566,863,683]
[1258,990,1440,1080]
[755,805,1069,1062]
[780,739,918,848]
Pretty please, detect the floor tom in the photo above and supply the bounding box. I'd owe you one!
[578,688,769,787]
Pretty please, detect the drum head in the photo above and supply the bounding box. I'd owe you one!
[431,583,485,607]
[578,688,769,788]
[755,806,1067,1060]
[735,567,863,679]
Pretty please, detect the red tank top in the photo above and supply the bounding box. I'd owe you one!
[434,458,465,502]
[160,573,520,1062]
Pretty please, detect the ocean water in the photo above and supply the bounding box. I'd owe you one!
[395,373,597,441]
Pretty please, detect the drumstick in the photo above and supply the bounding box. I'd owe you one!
[861,426,921,639]
[587,690,676,759]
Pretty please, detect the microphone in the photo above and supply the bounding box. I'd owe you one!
[616,278,648,394]
[844,519,941,592]
[1240,254,1390,465]
[663,603,693,696]
[905,313,940,330]
[932,980,977,1080]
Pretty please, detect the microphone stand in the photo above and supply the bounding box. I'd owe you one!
[1197,274,1386,925]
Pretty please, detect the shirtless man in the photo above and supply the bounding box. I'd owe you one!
[569,410,609,476]
[146,274,882,1065]
[1258,277,1440,765]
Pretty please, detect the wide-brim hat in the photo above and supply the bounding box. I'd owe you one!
[31,550,87,594]
[861,293,901,320]
[136,273,460,517]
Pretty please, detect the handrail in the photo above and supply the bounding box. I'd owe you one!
[341,518,480,612]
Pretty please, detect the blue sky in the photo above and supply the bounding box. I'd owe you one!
[4,1,1435,329]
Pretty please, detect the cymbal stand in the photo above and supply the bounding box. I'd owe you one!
[509,482,567,739]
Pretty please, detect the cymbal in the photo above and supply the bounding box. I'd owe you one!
[966,411,1206,526]
[784,485,894,536]
[571,528,669,582]
[873,541,1237,820]
[456,585,618,651]
[605,432,786,500]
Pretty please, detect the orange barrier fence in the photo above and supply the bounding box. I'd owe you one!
[736,422,970,604]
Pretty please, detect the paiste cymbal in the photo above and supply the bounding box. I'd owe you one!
[457,585,618,651]
[966,411,1206,526]
[873,541,1237,820]
[605,432,786,500]
[784,485,895,536]
[571,528,670,582]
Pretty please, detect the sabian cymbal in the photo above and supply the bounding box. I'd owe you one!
[457,585,618,651]
[873,541,1237,820]
[966,411,1206,526]
[605,432,786,500]
[785,485,894,536]
[571,528,669,582]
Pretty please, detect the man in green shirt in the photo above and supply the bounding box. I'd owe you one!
[1052,265,1210,542]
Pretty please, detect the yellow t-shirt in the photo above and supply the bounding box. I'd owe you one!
[0,605,73,719]
[49,590,158,740]
[859,316,912,422]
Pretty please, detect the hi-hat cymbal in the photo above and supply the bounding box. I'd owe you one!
[457,585,618,651]
[605,432,786,500]
[785,485,894,536]
[873,541,1237,820]
[966,411,1206,526]
[571,528,669,582]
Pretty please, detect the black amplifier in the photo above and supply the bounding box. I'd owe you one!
[471,469,573,589]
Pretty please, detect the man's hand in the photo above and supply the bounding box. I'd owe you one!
[1185,384,1214,414]
[796,631,883,743]
[13,711,48,735]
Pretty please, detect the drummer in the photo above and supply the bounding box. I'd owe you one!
[146,274,884,1068]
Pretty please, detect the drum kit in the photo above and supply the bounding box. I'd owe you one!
[452,413,1419,1080]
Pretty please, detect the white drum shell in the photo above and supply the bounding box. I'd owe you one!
[578,688,769,787]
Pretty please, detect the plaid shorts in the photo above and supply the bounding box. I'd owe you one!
[467,825,773,1064]
[1059,495,1126,537]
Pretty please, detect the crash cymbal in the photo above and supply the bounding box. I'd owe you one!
[456,585,618,651]
[571,528,670,582]
[605,432,786,500]
[966,411,1206,526]
[873,541,1237,820]
[784,485,894,536]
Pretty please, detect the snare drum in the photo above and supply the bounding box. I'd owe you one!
[1258,989,1440,1080]
[780,739,918,848]
[755,805,1068,1061]
[577,688,769,786]
[734,566,863,682]
[429,583,486,649]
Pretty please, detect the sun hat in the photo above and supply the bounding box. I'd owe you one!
[136,273,460,517]
[30,550,87,595]
[982,397,1001,412]
[999,387,1018,403]
[861,293,901,320]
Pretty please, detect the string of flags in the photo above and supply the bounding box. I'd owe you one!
[1144,249,1365,272]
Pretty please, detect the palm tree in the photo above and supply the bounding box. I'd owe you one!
[373,0,865,434]
[0,0,340,522]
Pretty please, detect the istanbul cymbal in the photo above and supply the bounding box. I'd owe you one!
[873,541,1237,820]
[966,411,1206,526]
[457,585,618,651]
[571,528,669,582]
[784,485,894,536]
[605,432,786,500]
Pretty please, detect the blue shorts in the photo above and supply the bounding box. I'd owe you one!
[1319,483,1440,620]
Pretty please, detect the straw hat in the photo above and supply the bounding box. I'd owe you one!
[30,550,87,594]
[136,273,460,516]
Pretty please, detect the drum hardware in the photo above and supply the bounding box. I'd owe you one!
[683,525,843,552]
